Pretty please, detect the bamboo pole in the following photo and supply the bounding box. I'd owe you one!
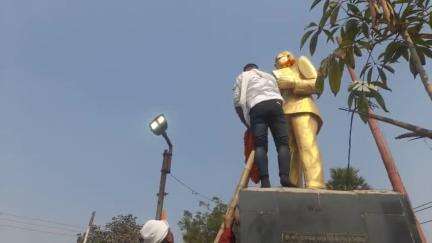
[214,150,255,243]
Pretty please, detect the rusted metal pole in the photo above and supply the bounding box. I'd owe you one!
[345,66,426,242]
[155,132,173,220]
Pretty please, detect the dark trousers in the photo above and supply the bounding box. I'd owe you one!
[249,99,290,187]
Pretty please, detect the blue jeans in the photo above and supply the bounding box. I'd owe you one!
[249,99,290,187]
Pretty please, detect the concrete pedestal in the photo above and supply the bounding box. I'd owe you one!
[238,188,420,243]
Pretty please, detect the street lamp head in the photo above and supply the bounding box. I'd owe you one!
[149,114,168,136]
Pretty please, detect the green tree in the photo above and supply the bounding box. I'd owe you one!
[178,197,227,243]
[326,167,371,190]
[76,214,142,243]
[302,0,432,119]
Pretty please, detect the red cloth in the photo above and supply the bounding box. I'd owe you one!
[244,130,260,184]
[218,228,234,243]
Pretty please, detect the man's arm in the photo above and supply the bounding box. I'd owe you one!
[233,78,248,128]
[235,106,248,127]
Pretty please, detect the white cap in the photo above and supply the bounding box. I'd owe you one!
[140,220,169,243]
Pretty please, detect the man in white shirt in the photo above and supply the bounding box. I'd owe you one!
[233,63,291,188]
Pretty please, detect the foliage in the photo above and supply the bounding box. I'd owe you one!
[302,0,432,121]
[178,197,227,243]
[76,214,142,243]
[326,167,371,190]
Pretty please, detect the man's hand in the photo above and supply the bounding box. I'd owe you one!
[235,107,248,128]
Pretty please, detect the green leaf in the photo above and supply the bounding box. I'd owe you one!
[421,46,432,58]
[409,54,418,78]
[361,23,369,39]
[357,96,369,123]
[311,0,322,10]
[323,29,334,43]
[429,12,432,29]
[378,68,387,82]
[360,63,371,78]
[329,57,343,95]
[417,48,426,65]
[305,22,318,29]
[384,42,399,62]
[310,32,319,56]
[370,90,389,112]
[402,48,409,61]
[330,5,340,26]
[322,0,330,14]
[367,67,373,82]
[383,65,395,73]
[347,3,361,16]
[347,92,355,108]
[301,30,315,49]
[345,48,355,69]
[354,45,362,57]
[315,74,325,96]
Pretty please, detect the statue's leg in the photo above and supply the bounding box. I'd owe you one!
[291,114,325,189]
[287,118,302,187]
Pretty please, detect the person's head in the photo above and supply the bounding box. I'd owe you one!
[275,51,296,69]
[140,220,174,243]
[243,63,259,72]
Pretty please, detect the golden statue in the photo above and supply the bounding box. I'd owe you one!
[272,51,325,189]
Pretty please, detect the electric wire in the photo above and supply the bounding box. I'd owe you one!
[413,200,432,210]
[0,218,82,232]
[169,173,216,204]
[420,219,432,225]
[347,108,355,169]
[414,205,432,213]
[0,224,77,237]
[0,211,83,230]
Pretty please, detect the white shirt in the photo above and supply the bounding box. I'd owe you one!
[233,69,283,125]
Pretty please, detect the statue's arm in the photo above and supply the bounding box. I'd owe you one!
[291,78,318,95]
[273,69,296,89]
[291,56,318,95]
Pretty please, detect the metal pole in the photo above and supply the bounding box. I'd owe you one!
[82,211,95,243]
[345,65,427,242]
[155,132,173,220]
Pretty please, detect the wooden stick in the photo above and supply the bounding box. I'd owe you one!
[214,150,255,243]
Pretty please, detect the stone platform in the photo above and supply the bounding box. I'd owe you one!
[238,187,421,243]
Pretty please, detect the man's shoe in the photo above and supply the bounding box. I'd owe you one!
[260,176,271,188]
[280,174,295,187]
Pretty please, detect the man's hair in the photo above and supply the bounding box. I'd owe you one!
[243,63,259,71]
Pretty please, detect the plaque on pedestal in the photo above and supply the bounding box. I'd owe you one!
[238,188,421,243]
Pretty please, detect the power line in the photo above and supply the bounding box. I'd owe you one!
[0,211,82,230]
[0,224,77,237]
[0,218,82,232]
[169,173,216,204]
[413,200,432,210]
[420,219,432,225]
[415,205,432,213]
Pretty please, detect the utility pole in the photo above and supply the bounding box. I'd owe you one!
[82,211,95,243]
[155,132,173,220]
[344,63,427,243]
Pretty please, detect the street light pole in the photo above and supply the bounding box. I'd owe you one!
[155,131,173,220]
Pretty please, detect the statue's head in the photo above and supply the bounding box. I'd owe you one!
[275,51,296,69]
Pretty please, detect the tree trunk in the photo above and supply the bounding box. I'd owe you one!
[403,30,432,102]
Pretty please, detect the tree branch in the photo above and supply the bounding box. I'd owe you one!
[339,108,432,139]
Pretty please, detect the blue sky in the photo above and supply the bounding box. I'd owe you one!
[0,1,431,242]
